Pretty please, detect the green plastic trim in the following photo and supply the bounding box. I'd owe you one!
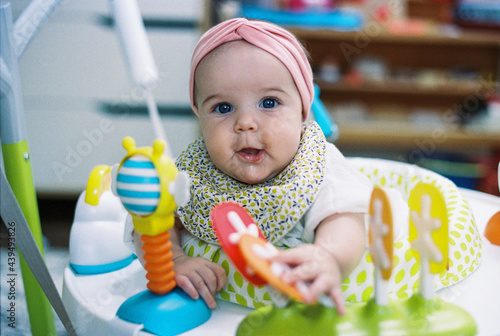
[237,295,477,336]
[2,141,56,336]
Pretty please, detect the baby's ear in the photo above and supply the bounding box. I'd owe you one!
[192,104,200,116]
[302,108,309,122]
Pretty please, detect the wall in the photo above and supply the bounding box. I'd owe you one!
[11,0,203,196]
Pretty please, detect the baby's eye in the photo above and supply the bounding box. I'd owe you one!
[214,103,233,114]
[259,98,278,109]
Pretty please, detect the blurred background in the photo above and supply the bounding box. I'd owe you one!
[2,0,499,248]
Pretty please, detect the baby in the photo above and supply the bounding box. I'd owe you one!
[133,18,371,314]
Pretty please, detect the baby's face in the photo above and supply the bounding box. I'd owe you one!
[194,41,304,184]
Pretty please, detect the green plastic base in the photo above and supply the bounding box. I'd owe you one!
[237,295,477,336]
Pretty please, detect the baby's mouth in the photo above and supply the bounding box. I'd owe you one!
[237,148,265,162]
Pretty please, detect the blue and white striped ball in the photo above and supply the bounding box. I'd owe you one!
[116,155,161,217]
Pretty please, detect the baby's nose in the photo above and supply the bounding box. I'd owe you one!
[234,110,258,133]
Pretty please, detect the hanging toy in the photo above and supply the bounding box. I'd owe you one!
[404,182,476,335]
[408,182,448,299]
[368,186,394,306]
[213,185,477,336]
[211,202,305,303]
[114,137,182,295]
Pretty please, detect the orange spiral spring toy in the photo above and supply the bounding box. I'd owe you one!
[141,231,176,295]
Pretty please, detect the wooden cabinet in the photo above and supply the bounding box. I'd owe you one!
[289,27,500,151]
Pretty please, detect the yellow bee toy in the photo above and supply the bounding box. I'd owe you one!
[86,137,210,336]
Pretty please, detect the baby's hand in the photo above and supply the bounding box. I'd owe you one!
[172,255,227,309]
[133,229,227,309]
[272,244,345,315]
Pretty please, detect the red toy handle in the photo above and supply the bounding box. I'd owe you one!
[212,202,267,286]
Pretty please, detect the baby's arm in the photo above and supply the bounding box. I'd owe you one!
[133,218,227,309]
[272,212,365,314]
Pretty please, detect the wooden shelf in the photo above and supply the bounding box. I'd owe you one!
[290,26,500,48]
[290,25,500,151]
[290,26,500,78]
[334,120,500,150]
[317,79,496,98]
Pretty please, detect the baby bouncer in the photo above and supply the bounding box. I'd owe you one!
[0,1,75,335]
[0,0,165,334]
[1,1,499,336]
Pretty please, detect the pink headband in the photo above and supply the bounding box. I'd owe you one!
[189,18,314,120]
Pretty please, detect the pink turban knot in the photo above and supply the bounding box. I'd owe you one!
[189,18,314,120]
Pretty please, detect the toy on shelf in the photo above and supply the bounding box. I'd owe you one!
[211,183,477,336]
[77,137,210,336]
[240,4,364,31]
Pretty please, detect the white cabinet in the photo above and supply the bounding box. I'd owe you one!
[14,0,204,195]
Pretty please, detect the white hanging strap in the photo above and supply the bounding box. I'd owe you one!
[144,89,170,155]
[0,169,77,336]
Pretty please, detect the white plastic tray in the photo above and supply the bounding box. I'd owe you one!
[62,188,500,336]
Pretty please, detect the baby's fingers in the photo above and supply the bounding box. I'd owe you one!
[281,262,316,285]
[196,282,217,309]
[192,268,218,309]
[304,275,345,315]
[212,263,228,292]
[175,270,217,309]
[305,274,331,303]
[273,245,313,265]
[328,286,345,315]
[176,274,200,301]
[299,275,346,315]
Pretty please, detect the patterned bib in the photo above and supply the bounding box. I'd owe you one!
[175,121,326,244]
